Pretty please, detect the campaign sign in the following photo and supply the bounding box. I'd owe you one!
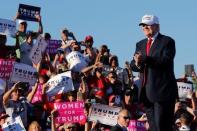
[30,35,48,64]
[54,101,86,124]
[10,63,37,86]
[0,18,16,36]
[128,120,146,131]
[177,82,193,100]
[46,40,61,55]
[66,51,88,72]
[46,71,74,96]
[18,4,41,22]
[89,104,121,126]
[0,59,15,80]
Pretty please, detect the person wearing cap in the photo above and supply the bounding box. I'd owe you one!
[83,35,98,64]
[130,15,178,131]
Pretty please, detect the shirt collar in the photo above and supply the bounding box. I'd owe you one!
[148,32,159,42]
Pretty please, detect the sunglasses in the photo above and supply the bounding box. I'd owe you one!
[122,116,130,120]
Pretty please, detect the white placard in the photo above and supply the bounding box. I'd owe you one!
[89,104,121,126]
[46,71,74,96]
[66,51,88,72]
[10,63,37,86]
[177,82,193,99]
[30,35,48,64]
[0,18,16,36]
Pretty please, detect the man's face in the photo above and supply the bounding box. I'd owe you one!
[142,24,159,38]
[118,111,130,127]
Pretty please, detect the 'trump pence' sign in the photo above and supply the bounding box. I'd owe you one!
[177,82,193,99]
[89,104,121,126]
[18,4,41,22]
[66,51,88,72]
[10,63,37,86]
[0,18,16,36]
[46,71,74,96]
[46,40,61,55]
[54,101,86,124]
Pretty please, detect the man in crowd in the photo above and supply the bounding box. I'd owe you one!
[111,109,130,131]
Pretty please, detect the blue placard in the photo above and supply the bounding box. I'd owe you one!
[18,4,41,22]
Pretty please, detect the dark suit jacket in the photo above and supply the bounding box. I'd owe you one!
[131,33,178,103]
[110,124,125,131]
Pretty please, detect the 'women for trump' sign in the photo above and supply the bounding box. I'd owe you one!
[53,101,86,124]
[0,59,15,80]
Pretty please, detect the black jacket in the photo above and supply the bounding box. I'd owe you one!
[130,33,178,103]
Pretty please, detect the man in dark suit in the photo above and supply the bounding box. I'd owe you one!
[130,15,178,131]
[111,109,130,131]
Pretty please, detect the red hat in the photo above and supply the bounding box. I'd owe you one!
[0,112,9,120]
[85,35,93,43]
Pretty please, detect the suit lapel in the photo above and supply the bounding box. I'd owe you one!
[149,33,162,56]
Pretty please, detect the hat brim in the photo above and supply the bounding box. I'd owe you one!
[139,23,149,26]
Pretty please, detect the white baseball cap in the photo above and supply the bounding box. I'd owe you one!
[18,19,27,25]
[139,15,159,26]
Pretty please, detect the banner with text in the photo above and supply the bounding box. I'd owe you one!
[46,71,74,96]
[89,104,121,126]
[0,59,15,80]
[0,18,16,36]
[66,51,88,72]
[10,63,37,86]
[46,40,61,55]
[177,82,193,100]
[54,101,86,124]
[30,35,47,64]
[18,4,41,22]
[128,120,146,131]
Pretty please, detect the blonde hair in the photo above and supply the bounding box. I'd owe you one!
[28,121,41,131]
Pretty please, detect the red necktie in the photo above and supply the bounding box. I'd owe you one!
[143,38,153,87]
[146,38,152,56]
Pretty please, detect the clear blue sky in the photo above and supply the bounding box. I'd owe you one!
[1,0,197,77]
